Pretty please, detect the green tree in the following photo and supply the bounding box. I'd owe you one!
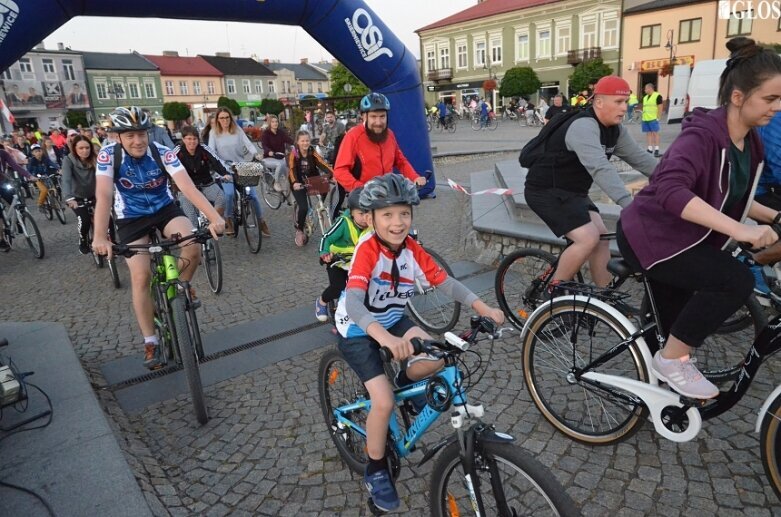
[162,102,191,127]
[328,62,369,111]
[63,110,88,129]
[569,58,613,94]
[498,67,541,99]
[259,98,284,117]
[760,41,781,53]
[217,96,241,116]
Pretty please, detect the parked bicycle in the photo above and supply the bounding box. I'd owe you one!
[36,174,67,224]
[0,172,44,258]
[111,228,212,424]
[319,316,578,516]
[230,162,262,254]
[78,199,120,289]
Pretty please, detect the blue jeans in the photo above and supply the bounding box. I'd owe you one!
[223,182,263,219]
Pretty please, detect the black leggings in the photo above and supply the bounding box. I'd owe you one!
[321,264,348,303]
[72,199,116,242]
[292,188,309,231]
[616,222,754,347]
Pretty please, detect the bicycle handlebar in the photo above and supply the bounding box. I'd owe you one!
[738,223,781,254]
[109,227,212,258]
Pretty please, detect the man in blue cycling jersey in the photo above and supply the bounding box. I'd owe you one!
[91,106,225,369]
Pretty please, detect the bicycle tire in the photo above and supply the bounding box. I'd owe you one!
[21,212,44,259]
[430,440,579,517]
[407,249,461,334]
[51,193,67,224]
[318,348,370,474]
[522,297,649,445]
[88,227,104,268]
[471,118,482,131]
[317,205,331,237]
[261,174,284,210]
[447,119,457,133]
[495,248,584,330]
[108,257,121,289]
[42,202,53,221]
[203,239,223,294]
[760,392,781,501]
[170,295,208,425]
[488,117,499,131]
[243,200,262,254]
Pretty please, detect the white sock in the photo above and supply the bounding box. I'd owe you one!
[654,146,660,151]
[647,146,653,151]
[144,335,159,346]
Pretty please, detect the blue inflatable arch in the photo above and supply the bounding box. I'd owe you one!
[0,0,435,195]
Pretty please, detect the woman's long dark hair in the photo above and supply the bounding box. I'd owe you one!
[70,135,97,167]
[718,37,781,106]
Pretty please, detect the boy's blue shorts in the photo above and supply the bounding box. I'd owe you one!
[337,316,417,383]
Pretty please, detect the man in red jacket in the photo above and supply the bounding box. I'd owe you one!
[333,92,427,192]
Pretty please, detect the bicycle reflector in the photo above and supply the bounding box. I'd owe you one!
[447,493,460,516]
[518,309,528,319]
[328,368,340,385]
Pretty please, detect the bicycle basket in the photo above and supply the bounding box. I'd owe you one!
[234,162,263,187]
[305,175,331,196]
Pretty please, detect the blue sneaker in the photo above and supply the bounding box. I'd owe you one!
[315,298,329,322]
[364,467,400,511]
[749,263,772,296]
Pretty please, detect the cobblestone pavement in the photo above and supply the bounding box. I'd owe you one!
[2,140,780,515]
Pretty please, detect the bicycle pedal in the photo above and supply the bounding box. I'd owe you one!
[189,298,202,310]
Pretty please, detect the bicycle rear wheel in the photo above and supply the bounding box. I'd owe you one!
[407,249,461,334]
[171,295,208,425]
[21,212,44,259]
[431,440,578,517]
[522,297,649,445]
[471,118,481,131]
[50,193,67,224]
[261,173,284,210]
[488,117,499,131]
[202,239,223,294]
[243,200,261,254]
[318,348,369,475]
[760,392,781,501]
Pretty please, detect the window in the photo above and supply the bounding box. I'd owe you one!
[268,80,276,93]
[602,18,618,48]
[127,80,141,99]
[112,81,126,99]
[727,13,752,36]
[297,81,302,92]
[317,82,323,93]
[307,82,313,93]
[179,81,188,95]
[242,79,251,94]
[226,79,236,94]
[516,32,529,61]
[19,58,32,74]
[556,24,571,55]
[475,40,486,67]
[582,20,598,48]
[144,80,156,98]
[62,59,75,81]
[165,80,174,95]
[425,48,435,72]
[255,80,263,93]
[640,24,661,48]
[207,81,215,94]
[96,81,109,100]
[456,41,467,69]
[193,80,201,95]
[42,59,56,75]
[0,69,11,80]
[679,18,702,43]
[490,36,502,64]
[537,29,551,59]
[439,47,450,69]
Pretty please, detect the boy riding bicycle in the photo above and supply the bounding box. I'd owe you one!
[334,174,504,511]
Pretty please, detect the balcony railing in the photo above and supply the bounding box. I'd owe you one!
[426,68,452,82]
[567,47,602,66]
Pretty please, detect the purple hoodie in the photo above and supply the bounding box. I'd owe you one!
[620,107,765,269]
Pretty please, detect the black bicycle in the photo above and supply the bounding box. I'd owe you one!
[230,163,262,254]
[37,174,67,225]
[1,172,44,258]
[78,199,121,289]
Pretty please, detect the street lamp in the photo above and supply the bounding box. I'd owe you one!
[664,29,677,101]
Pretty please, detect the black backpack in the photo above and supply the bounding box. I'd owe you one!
[518,108,586,169]
[112,142,167,179]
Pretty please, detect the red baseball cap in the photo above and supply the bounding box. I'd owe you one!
[592,76,631,96]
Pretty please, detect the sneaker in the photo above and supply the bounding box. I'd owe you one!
[651,351,719,399]
[647,149,653,154]
[260,220,271,237]
[79,240,90,255]
[295,229,305,247]
[315,298,329,322]
[654,149,661,158]
[749,263,772,296]
[143,344,162,370]
[364,467,400,512]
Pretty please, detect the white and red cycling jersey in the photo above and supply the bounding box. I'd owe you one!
[334,232,448,338]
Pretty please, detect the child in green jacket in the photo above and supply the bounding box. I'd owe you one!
[315,188,369,321]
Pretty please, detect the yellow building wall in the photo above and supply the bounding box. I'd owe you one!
[714,10,781,57]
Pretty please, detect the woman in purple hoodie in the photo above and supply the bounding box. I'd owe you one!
[617,37,781,399]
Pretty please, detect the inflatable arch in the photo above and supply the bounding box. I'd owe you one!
[0,0,436,195]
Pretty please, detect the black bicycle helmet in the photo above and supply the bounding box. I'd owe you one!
[359,92,390,113]
[359,174,419,211]
[109,106,152,133]
[347,187,365,211]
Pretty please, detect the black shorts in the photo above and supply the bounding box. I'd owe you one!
[524,187,599,237]
[115,203,186,244]
[337,316,417,383]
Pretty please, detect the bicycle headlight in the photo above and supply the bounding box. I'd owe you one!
[3,184,13,191]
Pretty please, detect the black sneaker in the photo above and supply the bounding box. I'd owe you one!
[654,149,661,158]
[79,240,90,255]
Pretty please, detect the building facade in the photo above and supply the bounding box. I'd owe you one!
[266,60,331,105]
[0,44,91,130]
[82,51,163,124]
[143,53,224,125]
[417,0,622,108]
[199,54,276,123]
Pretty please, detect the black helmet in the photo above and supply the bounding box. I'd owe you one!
[359,174,419,211]
[109,106,151,133]
[347,187,364,211]
[359,92,390,113]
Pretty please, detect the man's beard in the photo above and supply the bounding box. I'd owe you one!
[365,121,388,143]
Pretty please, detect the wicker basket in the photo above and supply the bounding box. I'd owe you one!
[305,175,332,196]
[233,162,263,187]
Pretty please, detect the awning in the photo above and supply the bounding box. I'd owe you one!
[298,93,327,100]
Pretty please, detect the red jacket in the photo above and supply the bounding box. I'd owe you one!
[333,124,419,191]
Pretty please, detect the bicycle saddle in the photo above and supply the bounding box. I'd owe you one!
[607,258,638,280]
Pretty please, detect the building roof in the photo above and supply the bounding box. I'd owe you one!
[143,55,222,76]
[266,63,328,81]
[417,0,561,32]
[309,61,334,75]
[81,51,158,71]
[624,0,709,14]
[199,55,275,76]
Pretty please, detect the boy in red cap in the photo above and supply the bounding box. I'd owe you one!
[524,75,660,288]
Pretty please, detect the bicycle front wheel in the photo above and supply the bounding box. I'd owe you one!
[496,248,560,329]
[171,295,208,425]
[261,174,283,210]
[522,297,649,445]
[318,348,369,475]
[430,440,578,517]
[243,200,262,254]
[50,193,67,224]
[202,239,223,294]
[760,392,781,501]
[407,249,461,334]
[88,227,104,268]
[471,118,481,131]
[488,117,499,131]
[108,257,121,288]
[21,212,44,259]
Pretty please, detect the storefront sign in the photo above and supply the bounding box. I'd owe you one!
[427,80,487,92]
[640,55,695,71]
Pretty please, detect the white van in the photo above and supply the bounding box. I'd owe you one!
[684,58,728,115]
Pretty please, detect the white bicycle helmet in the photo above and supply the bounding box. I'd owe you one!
[109,106,152,133]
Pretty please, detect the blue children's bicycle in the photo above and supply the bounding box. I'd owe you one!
[318,316,578,516]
